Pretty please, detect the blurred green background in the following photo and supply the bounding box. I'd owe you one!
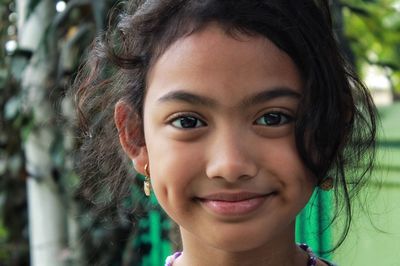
[0,0,399,265]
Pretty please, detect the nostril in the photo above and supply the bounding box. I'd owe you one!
[205,158,258,182]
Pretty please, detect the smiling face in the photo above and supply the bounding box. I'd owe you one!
[116,23,316,261]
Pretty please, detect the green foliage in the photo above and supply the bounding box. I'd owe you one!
[0,217,10,262]
[0,1,30,264]
[342,0,400,94]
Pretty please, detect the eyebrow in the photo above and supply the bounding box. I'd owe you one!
[240,87,301,107]
[157,90,218,107]
[157,87,301,108]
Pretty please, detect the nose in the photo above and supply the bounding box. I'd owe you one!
[205,130,258,183]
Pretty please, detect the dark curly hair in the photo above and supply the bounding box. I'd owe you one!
[74,0,377,252]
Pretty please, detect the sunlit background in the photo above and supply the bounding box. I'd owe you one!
[0,0,399,265]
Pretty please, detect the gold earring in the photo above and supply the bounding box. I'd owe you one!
[144,163,151,197]
[319,176,334,191]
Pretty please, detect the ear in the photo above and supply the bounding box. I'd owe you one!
[114,100,148,175]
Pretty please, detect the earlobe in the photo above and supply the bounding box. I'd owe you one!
[114,100,148,173]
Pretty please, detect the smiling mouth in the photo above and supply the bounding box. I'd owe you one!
[197,192,276,216]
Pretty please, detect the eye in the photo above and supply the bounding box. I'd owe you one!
[255,112,294,126]
[170,115,206,129]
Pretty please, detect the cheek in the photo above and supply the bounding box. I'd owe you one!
[147,138,204,177]
[263,140,315,220]
[262,137,315,193]
[145,135,204,206]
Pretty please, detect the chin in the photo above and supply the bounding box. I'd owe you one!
[204,224,276,253]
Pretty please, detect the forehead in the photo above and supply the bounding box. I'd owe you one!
[146,23,302,105]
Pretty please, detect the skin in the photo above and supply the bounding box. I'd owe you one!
[115,24,326,265]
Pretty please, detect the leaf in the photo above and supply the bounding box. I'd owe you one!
[342,3,371,17]
[0,69,8,89]
[10,55,29,81]
[4,97,21,120]
[21,119,35,143]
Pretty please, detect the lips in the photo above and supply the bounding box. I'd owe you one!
[197,192,274,216]
[199,192,265,201]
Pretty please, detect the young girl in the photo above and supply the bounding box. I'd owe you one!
[75,0,376,265]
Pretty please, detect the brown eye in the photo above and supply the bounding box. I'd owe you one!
[255,112,293,126]
[171,116,206,129]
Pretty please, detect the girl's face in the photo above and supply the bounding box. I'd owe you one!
[120,24,316,254]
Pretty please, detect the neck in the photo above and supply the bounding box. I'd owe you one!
[175,223,308,266]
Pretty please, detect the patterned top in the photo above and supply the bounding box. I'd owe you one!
[164,251,337,266]
[165,252,182,266]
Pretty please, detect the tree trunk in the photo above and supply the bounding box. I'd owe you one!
[17,0,67,265]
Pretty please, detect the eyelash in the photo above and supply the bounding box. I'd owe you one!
[168,113,207,129]
[254,111,294,127]
[168,111,294,129]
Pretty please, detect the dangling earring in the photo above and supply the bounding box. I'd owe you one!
[319,176,334,191]
[144,163,151,197]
